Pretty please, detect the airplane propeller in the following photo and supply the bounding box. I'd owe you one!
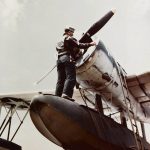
[79,9,116,43]
[34,10,116,85]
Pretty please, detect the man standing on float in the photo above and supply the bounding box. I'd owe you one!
[55,27,96,100]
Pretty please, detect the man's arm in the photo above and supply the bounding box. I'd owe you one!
[79,41,96,49]
[68,37,96,49]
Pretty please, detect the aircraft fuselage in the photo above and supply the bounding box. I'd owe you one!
[76,40,149,123]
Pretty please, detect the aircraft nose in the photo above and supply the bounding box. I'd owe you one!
[29,94,101,150]
[30,94,86,147]
[30,94,64,147]
[30,94,77,119]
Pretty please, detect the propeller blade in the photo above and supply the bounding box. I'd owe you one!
[79,10,116,43]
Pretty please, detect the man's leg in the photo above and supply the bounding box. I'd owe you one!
[63,61,76,98]
[55,61,66,97]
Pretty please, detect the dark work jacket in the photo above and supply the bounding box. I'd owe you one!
[64,36,91,60]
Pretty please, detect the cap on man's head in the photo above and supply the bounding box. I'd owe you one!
[63,27,75,35]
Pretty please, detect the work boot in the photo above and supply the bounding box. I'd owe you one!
[62,94,75,102]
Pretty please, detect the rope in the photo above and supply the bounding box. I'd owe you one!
[78,88,102,137]
[34,64,57,85]
[116,62,143,150]
[78,88,109,139]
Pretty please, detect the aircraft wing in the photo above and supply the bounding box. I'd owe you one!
[0,91,51,110]
[0,90,89,110]
[126,72,150,114]
[0,89,96,110]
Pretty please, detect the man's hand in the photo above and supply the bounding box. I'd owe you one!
[90,41,96,46]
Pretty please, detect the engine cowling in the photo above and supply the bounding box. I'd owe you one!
[76,40,148,123]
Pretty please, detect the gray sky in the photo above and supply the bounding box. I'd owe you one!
[0,0,150,149]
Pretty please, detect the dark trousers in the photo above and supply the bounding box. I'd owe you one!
[55,60,76,98]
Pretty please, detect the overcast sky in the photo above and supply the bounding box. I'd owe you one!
[0,0,150,150]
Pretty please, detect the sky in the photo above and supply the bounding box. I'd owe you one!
[0,0,150,149]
